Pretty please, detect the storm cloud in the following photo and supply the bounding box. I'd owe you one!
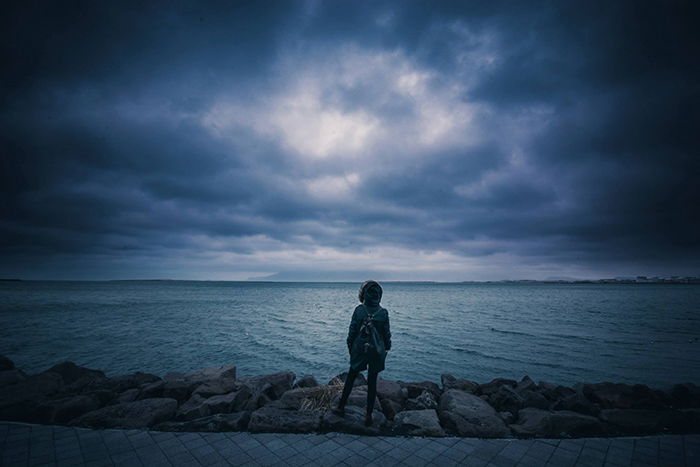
[1,0,698,280]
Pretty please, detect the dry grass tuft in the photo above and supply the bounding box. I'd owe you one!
[299,379,344,412]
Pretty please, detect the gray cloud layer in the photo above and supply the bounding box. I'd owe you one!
[1,1,698,280]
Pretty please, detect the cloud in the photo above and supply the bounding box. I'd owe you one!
[1,0,698,280]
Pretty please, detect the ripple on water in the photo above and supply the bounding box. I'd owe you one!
[1,281,699,386]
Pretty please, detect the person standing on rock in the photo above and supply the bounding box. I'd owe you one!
[332,280,391,426]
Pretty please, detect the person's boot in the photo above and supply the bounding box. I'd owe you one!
[331,401,345,416]
[364,410,373,426]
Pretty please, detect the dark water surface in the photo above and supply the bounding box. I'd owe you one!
[1,281,698,387]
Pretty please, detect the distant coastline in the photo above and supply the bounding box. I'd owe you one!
[2,277,699,283]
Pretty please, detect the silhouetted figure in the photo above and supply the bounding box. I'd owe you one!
[333,280,392,426]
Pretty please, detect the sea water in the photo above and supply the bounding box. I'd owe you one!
[1,281,698,388]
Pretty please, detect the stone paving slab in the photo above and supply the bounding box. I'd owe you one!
[0,422,697,466]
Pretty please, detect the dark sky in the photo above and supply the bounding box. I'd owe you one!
[1,0,698,281]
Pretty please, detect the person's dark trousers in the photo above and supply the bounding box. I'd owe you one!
[338,368,378,413]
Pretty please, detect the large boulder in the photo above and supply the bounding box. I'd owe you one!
[0,355,14,371]
[405,391,438,411]
[665,383,700,408]
[117,389,140,404]
[162,379,198,403]
[332,388,381,412]
[600,408,700,435]
[479,378,517,396]
[69,398,177,429]
[249,407,322,433]
[322,405,387,435]
[101,372,161,393]
[400,381,442,399]
[510,408,604,438]
[490,386,525,414]
[393,409,446,437]
[376,378,405,403]
[41,361,106,387]
[538,381,575,402]
[176,394,211,421]
[438,389,510,438]
[0,369,26,387]
[553,391,600,416]
[154,412,251,432]
[202,387,252,414]
[193,378,237,398]
[176,365,237,385]
[238,371,295,401]
[578,382,665,409]
[441,374,479,393]
[516,376,537,393]
[0,372,64,422]
[293,375,319,389]
[138,381,165,399]
[380,399,402,421]
[37,394,101,424]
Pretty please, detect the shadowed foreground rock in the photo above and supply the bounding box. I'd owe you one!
[1,355,699,438]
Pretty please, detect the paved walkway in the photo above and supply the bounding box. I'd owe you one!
[0,422,697,467]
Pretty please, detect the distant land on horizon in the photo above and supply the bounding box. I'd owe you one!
[1,276,699,284]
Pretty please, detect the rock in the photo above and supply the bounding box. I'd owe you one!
[117,389,140,404]
[521,390,551,410]
[405,391,438,411]
[138,381,165,399]
[271,386,338,411]
[0,355,14,371]
[87,389,117,406]
[177,394,211,421]
[69,398,178,429]
[376,378,405,403]
[329,372,367,388]
[393,409,446,437]
[178,365,237,385]
[400,381,442,399]
[332,389,381,412]
[42,361,106,386]
[294,375,319,389]
[538,381,575,402]
[499,411,515,424]
[154,412,251,432]
[38,394,101,424]
[162,379,197,403]
[0,369,26,387]
[238,371,295,401]
[553,391,600,416]
[579,382,665,409]
[666,383,700,408]
[479,378,517,396]
[438,389,510,438]
[0,372,64,422]
[322,405,387,435]
[490,386,525,414]
[441,374,479,393]
[600,408,700,435]
[249,407,322,433]
[516,376,537,393]
[102,372,161,393]
[202,388,252,414]
[510,408,604,438]
[380,399,402,421]
[193,378,237,398]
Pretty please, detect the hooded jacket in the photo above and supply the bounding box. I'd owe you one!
[346,281,392,372]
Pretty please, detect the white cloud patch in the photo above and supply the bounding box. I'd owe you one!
[201,46,484,162]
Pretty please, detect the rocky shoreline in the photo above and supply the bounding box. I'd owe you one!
[1,355,698,438]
